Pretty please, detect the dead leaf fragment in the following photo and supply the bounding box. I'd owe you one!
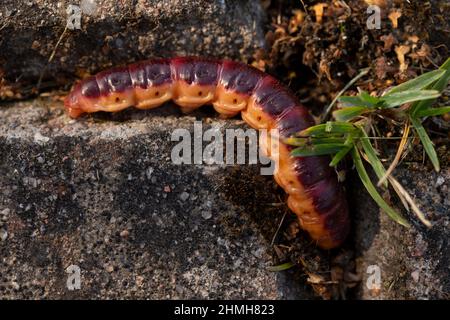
[380,34,397,52]
[409,44,432,65]
[319,58,332,81]
[408,35,420,43]
[364,0,387,7]
[288,9,305,33]
[312,3,328,24]
[388,9,402,29]
[307,272,326,284]
[395,45,411,72]
[375,57,388,79]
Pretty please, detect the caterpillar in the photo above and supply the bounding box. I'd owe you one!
[64,57,350,249]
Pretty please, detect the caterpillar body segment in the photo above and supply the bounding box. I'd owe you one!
[64,57,350,249]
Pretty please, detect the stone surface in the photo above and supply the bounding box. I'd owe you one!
[0,101,448,300]
[352,155,450,300]
[0,0,266,98]
[0,99,313,299]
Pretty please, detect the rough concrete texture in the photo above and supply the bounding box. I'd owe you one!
[0,100,315,299]
[1,99,449,300]
[352,154,450,300]
[0,0,265,98]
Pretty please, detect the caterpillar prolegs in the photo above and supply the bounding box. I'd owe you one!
[64,57,350,249]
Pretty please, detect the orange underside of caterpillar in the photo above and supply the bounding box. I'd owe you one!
[64,57,350,249]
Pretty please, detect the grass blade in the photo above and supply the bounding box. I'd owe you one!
[299,122,357,137]
[311,137,347,145]
[333,106,370,122]
[416,106,450,117]
[284,137,307,147]
[411,57,450,116]
[351,147,410,227]
[291,143,346,157]
[330,146,352,166]
[385,69,445,95]
[338,96,373,108]
[329,134,356,167]
[359,91,379,105]
[381,90,441,108]
[358,127,388,188]
[267,262,295,272]
[410,116,440,172]
[284,137,345,147]
[322,67,370,121]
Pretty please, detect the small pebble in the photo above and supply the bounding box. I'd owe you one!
[34,132,50,144]
[436,176,445,187]
[201,211,212,220]
[411,270,420,282]
[120,230,129,238]
[1,208,10,223]
[180,192,189,201]
[10,282,20,290]
[146,167,154,180]
[1,208,11,216]
[105,265,114,273]
[135,276,145,286]
[0,228,8,241]
[80,0,97,15]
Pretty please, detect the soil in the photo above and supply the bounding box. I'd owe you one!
[253,0,450,299]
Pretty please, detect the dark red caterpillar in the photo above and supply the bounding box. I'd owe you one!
[64,57,350,249]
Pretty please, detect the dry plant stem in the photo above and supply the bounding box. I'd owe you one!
[37,26,68,91]
[377,121,411,187]
[388,176,432,227]
[389,175,411,213]
[271,211,288,246]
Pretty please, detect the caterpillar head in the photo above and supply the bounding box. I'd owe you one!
[64,86,85,118]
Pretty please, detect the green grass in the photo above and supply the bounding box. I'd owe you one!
[267,262,295,272]
[287,57,450,227]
